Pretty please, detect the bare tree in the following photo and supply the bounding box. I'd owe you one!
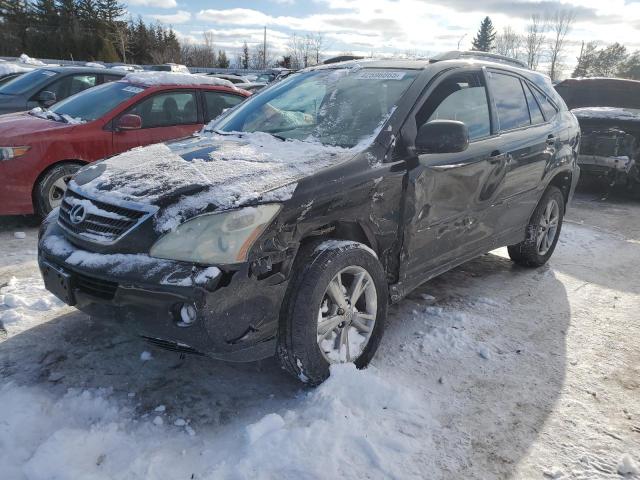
[547,10,576,81]
[494,26,524,60]
[310,32,324,65]
[287,33,325,69]
[180,32,216,67]
[524,14,547,71]
[250,43,275,69]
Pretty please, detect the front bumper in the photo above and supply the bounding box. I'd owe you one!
[38,220,288,362]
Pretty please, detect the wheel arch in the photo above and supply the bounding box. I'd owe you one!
[546,169,573,205]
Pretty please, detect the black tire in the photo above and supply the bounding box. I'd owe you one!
[508,186,565,268]
[277,240,388,385]
[34,163,83,217]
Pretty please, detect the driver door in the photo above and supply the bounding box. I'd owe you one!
[398,69,508,285]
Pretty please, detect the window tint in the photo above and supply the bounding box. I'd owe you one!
[416,72,491,141]
[42,74,97,100]
[523,83,545,124]
[530,87,558,121]
[126,91,197,128]
[204,91,244,122]
[489,73,531,131]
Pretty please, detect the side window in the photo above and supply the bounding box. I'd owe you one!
[415,72,491,141]
[531,87,558,121]
[42,74,97,100]
[489,72,531,131]
[126,91,197,128]
[523,82,545,124]
[203,91,245,123]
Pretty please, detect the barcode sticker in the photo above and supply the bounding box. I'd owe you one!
[355,71,406,80]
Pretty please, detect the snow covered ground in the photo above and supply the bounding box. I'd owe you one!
[1,191,639,480]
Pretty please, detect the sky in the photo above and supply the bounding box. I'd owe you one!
[125,0,640,74]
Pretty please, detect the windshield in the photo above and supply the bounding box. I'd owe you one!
[214,68,417,148]
[0,69,58,95]
[46,82,147,122]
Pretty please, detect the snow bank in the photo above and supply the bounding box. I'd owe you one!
[0,363,433,479]
[572,107,640,121]
[0,276,63,335]
[124,71,236,89]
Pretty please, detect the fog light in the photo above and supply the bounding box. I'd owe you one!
[177,303,197,327]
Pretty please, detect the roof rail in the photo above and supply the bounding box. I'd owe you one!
[430,51,528,69]
[323,55,365,65]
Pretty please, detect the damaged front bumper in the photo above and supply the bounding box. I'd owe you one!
[578,154,636,174]
[38,219,288,362]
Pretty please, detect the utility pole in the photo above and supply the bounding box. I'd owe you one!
[263,26,267,69]
[457,33,467,50]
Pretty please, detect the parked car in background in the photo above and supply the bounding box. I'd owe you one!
[0,72,249,216]
[555,77,640,189]
[0,67,125,115]
[197,73,251,84]
[110,64,144,72]
[150,63,190,73]
[38,56,579,385]
[255,68,293,83]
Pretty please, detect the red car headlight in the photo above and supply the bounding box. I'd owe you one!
[0,146,31,161]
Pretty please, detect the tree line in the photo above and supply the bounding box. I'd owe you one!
[0,0,181,65]
[470,13,640,81]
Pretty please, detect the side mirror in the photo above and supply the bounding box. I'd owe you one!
[415,120,469,155]
[38,90,57,107]
[115,114,142,131]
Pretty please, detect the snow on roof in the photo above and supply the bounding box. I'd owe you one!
[0,63,32,76]
[123,71,237,89]
[85,62,106,69]
[572,107,640,121]
[19,53,45,66]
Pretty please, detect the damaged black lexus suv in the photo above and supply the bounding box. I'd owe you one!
[39,56,580,384]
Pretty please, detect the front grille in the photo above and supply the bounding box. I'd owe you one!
[58,188,155,244]
[74,270,118,300]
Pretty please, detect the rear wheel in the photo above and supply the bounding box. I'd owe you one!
[34,163,83,217]
[508,186,565,267]
[277,240,387,385]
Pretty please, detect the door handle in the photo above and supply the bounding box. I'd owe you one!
[488,150,506,164]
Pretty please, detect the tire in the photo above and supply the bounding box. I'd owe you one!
[34,163,83,217]
[508,186,565,268]
[277,240,388,385]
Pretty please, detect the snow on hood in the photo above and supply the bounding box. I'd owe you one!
[29,107,86,125]
[572,107,640,121]
[123,71,237,89]
[74,132,357,232]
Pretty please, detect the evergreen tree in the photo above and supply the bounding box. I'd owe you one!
[217,50,229,68]
[618,51,640,80]
[572,41,599,78]
[471,16,496,52]
[242,41,250,69]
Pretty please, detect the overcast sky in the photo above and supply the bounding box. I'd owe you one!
[126,0,640,73]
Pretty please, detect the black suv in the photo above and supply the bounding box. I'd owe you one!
[38,56,580,384]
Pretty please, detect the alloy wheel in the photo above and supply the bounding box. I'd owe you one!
[317,266,377,363]
[536,198,560,255]
[48,174,73,208]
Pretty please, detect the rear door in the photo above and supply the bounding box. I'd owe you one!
[112,89,201,154]
[486,70,553,233]
[399,69,506,283]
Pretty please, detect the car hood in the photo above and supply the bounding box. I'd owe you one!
[0,111,72,139]
[73,131,357,232]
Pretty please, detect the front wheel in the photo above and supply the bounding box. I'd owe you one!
[508,186,565,267]
[277,240,388,385]
[34,163,83,217]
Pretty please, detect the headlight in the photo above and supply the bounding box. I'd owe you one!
[150,204,281,264]
[0,146,31,161]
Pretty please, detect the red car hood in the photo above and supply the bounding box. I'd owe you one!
[0,111,74,142]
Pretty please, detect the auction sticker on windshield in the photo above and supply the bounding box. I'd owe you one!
[355,71,406,80]
[122,86,144,94]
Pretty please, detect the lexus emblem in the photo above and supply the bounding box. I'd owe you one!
[69,204,87,224]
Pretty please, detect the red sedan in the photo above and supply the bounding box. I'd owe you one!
[0,77,250,216]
